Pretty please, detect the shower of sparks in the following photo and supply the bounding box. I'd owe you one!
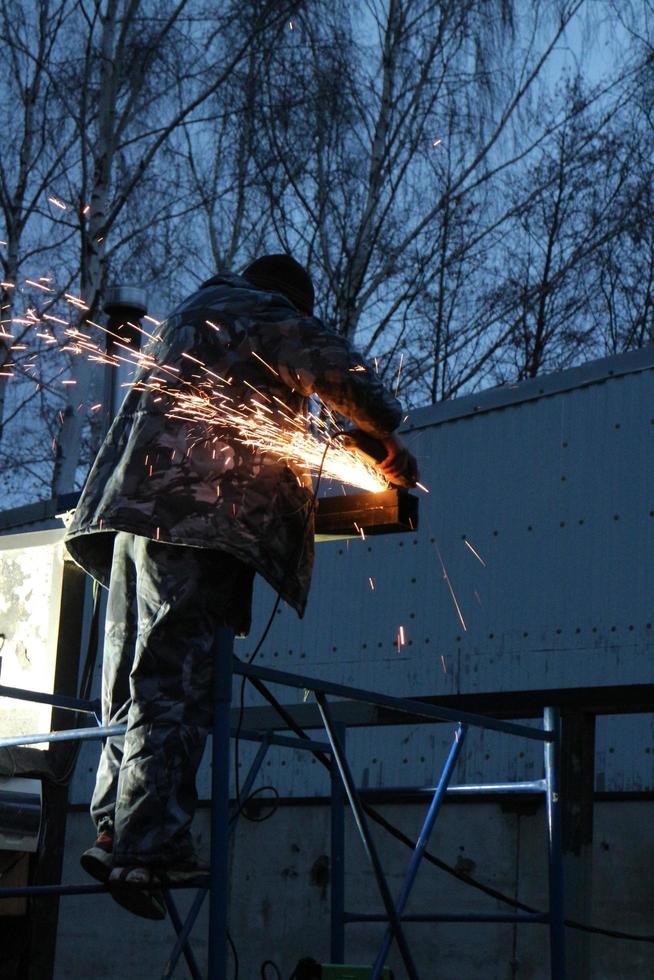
[6,276,394,493]
[432,138,442,147]
[61,320,388,493]
[368,577,376,591]
[47,196,67,210]
[463,537,486,566]
[415,482,430,494]
[396,625,406,652]
[440,655,447,673]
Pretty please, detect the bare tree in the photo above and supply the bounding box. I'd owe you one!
[45,0,297,493]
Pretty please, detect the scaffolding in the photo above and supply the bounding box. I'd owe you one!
[0,626,566,979]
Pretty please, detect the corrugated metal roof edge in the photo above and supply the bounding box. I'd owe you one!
[401,346,654,433]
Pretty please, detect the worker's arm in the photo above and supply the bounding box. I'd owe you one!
[270,317,401,435]
[257,315,418,485]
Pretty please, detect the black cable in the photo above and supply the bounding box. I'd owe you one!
[227,436,337,976]
[233,593,282,807]
[240,673,654,945]
[233,433,336,807]
[230,784,280,825]
[227,929,239,980]
[260,959,283,979]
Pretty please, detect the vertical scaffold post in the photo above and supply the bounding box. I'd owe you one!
[544,706,566,980]
[208,626,235,980]
[330,721,346,963]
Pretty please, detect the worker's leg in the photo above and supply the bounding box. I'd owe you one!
[90,531,138,835]
[112,535,253,867]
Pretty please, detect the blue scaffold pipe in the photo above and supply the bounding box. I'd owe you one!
[346,911,549,924]
[236,661,551,742]
[370,723,468,980]
[0,724,126,749]
[0,683,100,715]
[359,780,547,798]
[208,626,235,980]
[544,707,567,980]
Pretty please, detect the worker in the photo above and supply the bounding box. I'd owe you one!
[65,254,418,918]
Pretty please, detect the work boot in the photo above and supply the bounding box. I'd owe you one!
[80,831,114,883]
[107,865,167,921]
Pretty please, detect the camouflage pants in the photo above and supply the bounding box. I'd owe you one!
[91,531,254,866]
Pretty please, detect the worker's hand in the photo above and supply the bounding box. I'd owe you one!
[379,433,419,488]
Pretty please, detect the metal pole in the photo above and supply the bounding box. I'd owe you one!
[208,626,235,980]
[316,692,420,980]
[330,722,346,963]
[0,723,126,749]
[370,723,467,980]
[544,707,566,980]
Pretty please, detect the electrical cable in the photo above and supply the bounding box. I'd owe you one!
[230,784,280,825]
[260,959,283,979]
[228,435,339,977]
[227,929,239,979]
[221,431,654,949]
[232,432,338,810]
[238,672,654,945]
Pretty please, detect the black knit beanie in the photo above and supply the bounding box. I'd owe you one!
[241,254,314,316]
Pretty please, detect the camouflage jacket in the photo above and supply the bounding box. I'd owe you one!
[64,274,402,616]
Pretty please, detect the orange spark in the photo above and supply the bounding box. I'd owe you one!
[463,537,486,566]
